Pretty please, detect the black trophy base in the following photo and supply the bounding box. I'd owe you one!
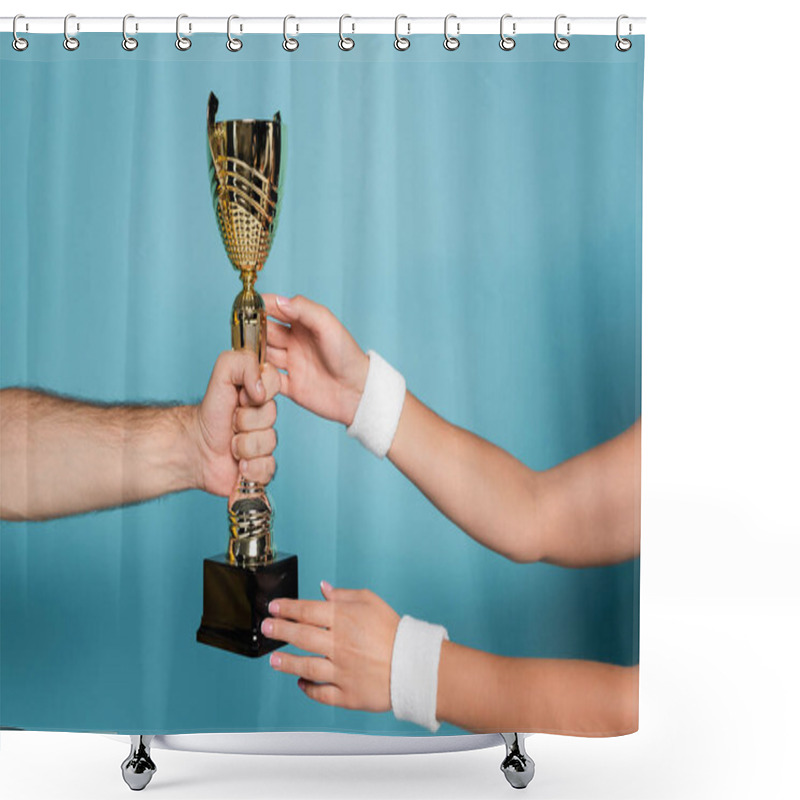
[197,551,298,658]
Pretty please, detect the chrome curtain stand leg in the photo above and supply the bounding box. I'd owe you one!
[500,733,535,789]
[121,735,156,791]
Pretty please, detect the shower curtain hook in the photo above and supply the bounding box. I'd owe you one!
[339,14,355,51]
[553,14,570,51]
[122,14,138,51]
[227,15,243,51]
[499,14,516,51]
[63,13,80,51]
[394,14,410,51]
[443,14,460,51]
[283,15,299,51]
[12,14,29,51]
[176,14,192,50]
[615,15,632,51]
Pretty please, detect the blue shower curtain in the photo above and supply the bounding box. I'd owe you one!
[0,33,642,734]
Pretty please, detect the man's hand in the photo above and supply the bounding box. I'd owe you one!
[191,351,281,498]
[262,582,400,712]
[0,352,281,521]
[261,294,369,427]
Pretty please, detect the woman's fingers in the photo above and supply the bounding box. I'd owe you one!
[278,371,291,398]
[262,293,294,324]
[262,293,329,334]
[267,319,292,347]
[268,597,334,628]
[266,345,288,371]
[283,295,331,333]
[262,618,333,658]
[297,680,346,707]
[266,585,397,713]
[322,586,370,603]
[269,651,335,685]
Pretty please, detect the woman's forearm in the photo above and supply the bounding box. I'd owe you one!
[0,388,197,521]
[388,394,640,567]
[388,392,546,562]
[535,419,641,566]
[437,640,639,736]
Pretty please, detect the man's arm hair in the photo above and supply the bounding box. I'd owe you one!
[0,387,198,521]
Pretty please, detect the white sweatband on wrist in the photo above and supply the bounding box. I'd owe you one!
[390,615,449,733]
[346,350,406,459]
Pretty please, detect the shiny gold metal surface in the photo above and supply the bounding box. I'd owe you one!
[207,93,282,274]
[230,271,267,365]
[207,91,285,567]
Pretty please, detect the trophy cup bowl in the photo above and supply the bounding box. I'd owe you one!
[196,92,298,658]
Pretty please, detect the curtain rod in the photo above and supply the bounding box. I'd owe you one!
[1,16,646,36]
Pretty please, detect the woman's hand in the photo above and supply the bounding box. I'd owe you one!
[262,582,400,712]
[261,294,369,426]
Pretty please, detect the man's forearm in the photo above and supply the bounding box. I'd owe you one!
[0,388,199,521]
[437,640,639,736]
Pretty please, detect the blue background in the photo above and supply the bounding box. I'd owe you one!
[0,33,643,735]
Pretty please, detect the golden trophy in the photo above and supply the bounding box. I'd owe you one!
[196,91,298,657]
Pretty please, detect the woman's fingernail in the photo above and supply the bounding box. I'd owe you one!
[320,580,333,593]
[270,653,282,668]
[240,459,248,473]
[276,295,290,308]
[268,600,280,615]
[256,379,264,395]
[262,619,273,636]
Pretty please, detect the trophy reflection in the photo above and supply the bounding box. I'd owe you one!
[196,91,298,658]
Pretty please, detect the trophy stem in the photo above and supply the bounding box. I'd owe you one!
[228,271,274,567]
[228,485,274,566]
[241,269,256,291]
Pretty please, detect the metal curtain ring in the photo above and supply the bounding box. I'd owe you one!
[227,15,243,51]
[499,14,515,51]
[122,14,138,51]
[63,13,80,51]
[553,14,570,51]
[12,14,28,51]
[616,14,632,51]
[394,14,410,51]
[283,15,299,51]
[176,14,192,50]
[339,14,355,51]
[443,14,460,51]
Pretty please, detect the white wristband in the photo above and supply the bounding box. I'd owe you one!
[346,350,406,459]
[390,615,449,733]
